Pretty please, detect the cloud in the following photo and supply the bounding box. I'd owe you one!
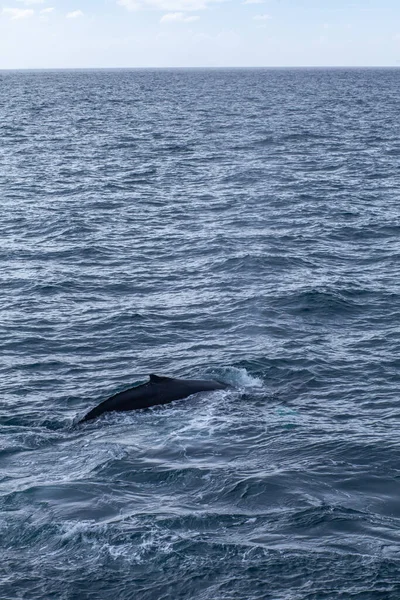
[118,0,214,12]
[66,10,84,18]
[160,11,199,22]
[41,7,54,13]
[253,13,270,21]
[2,7,34,19]
[243,0,265,4]
[16,0,44,4]
[117,0,140,10]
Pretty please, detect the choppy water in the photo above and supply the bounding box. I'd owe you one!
[1,68,400,599]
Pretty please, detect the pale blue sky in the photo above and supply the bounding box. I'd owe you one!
[0,0,400,68]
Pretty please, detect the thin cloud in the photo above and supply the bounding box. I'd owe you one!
[41,7,54,13]
[160,11,200,22]
[117,0,140,10]
[16,0,44,4]
[2,7,35,19]
[253,13,270,21]
[243,0,265,4]
[118,0,215,12]
[66,10,84,18]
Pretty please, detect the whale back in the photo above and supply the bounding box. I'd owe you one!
[79,374,228,423]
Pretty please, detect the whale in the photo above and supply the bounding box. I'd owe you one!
[78,374,228,423]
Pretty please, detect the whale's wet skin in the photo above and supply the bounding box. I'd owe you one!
[2,69,400,599]
[79,374,229,422]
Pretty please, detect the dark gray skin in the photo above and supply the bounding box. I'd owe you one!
[79,374,228,423]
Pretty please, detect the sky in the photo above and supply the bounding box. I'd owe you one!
[0,0,400,68]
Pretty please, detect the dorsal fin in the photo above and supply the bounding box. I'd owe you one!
[149,374,170,383]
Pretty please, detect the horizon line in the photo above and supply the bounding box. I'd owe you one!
[1,65,400,72]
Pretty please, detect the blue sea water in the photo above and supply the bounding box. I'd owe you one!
[1,68,400,599]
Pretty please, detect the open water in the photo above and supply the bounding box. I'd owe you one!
[1,68,400,599]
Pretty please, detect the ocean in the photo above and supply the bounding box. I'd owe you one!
[1,68,400,599]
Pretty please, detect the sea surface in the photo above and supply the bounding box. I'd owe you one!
[1,68,400,599]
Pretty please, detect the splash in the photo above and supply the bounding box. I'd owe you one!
[210,367,263,389]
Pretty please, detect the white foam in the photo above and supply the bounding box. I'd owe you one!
[215,367,263,389]
[60,519,175,564]
[60,519,100,540]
